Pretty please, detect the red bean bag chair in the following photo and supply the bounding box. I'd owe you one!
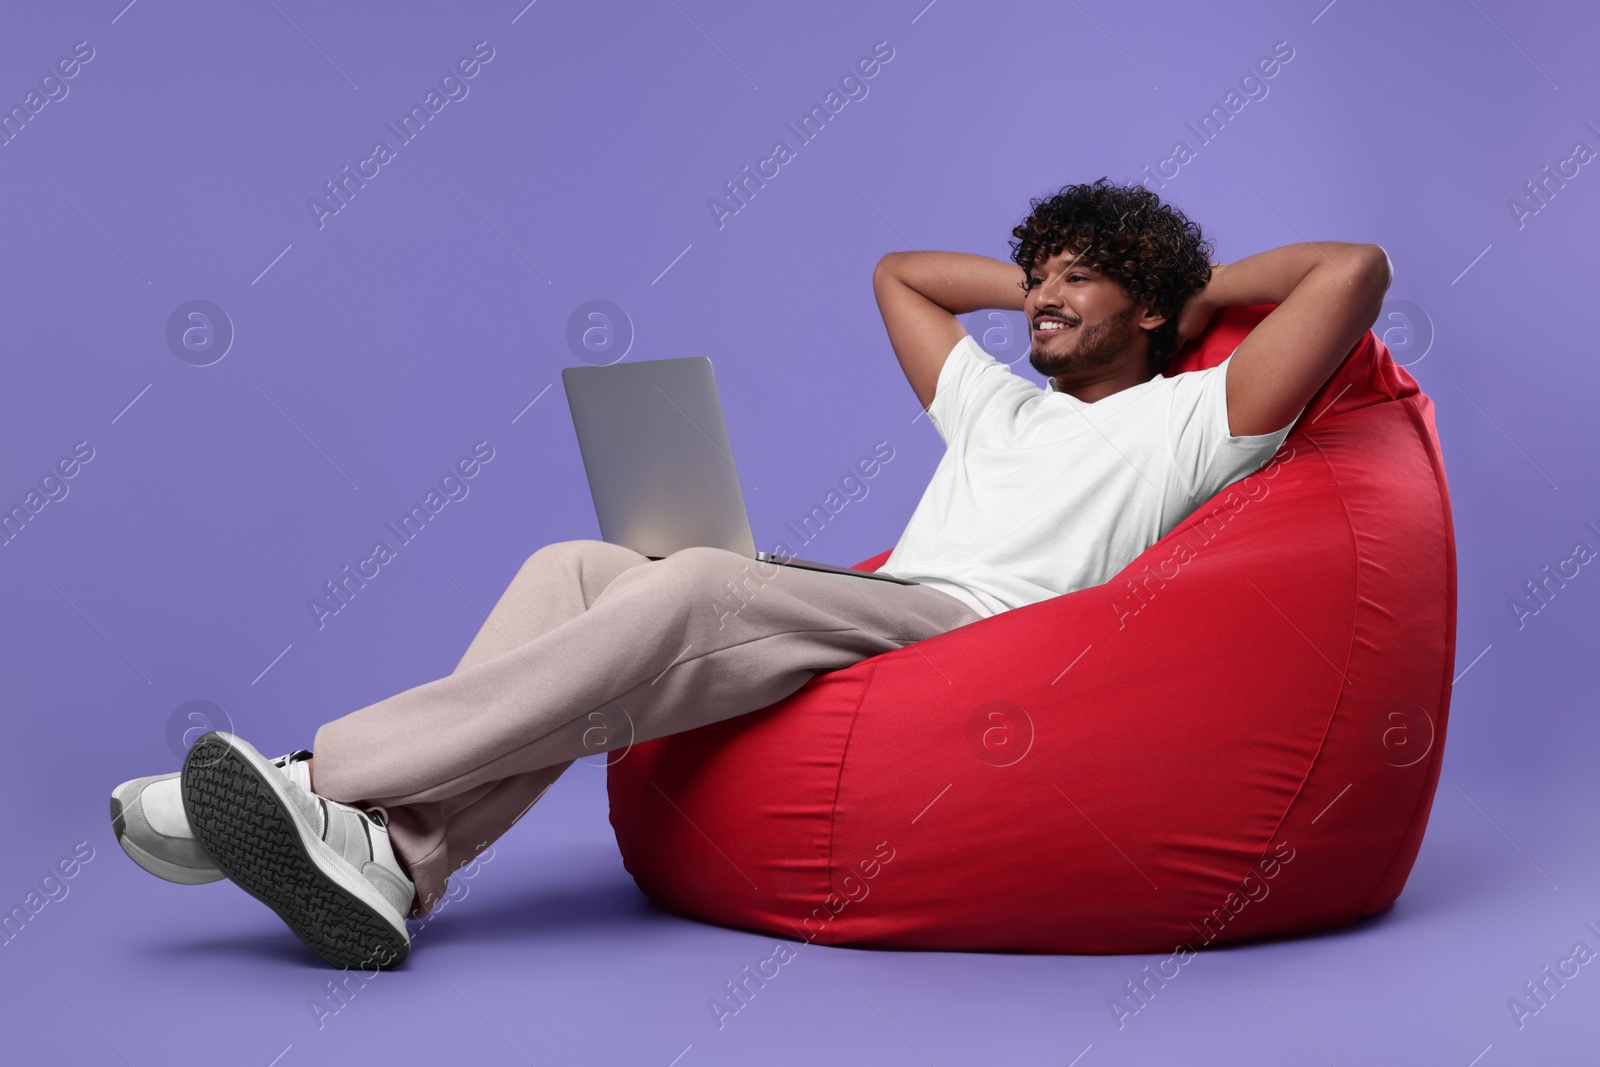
[606,304,1456,953]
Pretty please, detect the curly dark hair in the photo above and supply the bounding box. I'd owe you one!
[1008,177,1214,376]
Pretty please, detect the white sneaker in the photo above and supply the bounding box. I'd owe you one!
[180,731,414,970]
[110,750,313,885]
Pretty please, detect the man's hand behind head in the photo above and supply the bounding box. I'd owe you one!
[1172,262,1225,355]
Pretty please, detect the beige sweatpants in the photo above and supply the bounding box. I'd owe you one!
[310,540,984,918]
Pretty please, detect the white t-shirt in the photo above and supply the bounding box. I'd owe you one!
[876,333,1299,618]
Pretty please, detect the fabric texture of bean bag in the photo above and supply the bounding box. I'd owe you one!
[606,304,1456,954]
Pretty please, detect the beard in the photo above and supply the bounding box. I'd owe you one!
[1028,303,1139,380]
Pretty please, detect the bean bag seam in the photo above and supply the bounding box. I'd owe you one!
[823,655,881,930]
[1244,391,1447,931]
[1216,425,1362,934]
[1358,391,1457,914]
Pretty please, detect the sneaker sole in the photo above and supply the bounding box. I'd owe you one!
[181,731,410,970]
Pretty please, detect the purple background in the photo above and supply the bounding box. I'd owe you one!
[2,0,1596,1063]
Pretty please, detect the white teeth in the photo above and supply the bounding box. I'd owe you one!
[1039,320,1072,330]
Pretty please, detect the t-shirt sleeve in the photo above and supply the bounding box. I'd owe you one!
[927,334,1030,445]
[1166,352,1300,503]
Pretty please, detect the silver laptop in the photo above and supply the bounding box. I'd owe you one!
[561,356,917,585]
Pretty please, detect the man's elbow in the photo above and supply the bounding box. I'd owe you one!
[873,252,904,289]
[1335,245,1392,345]
[1358,243,1392,294]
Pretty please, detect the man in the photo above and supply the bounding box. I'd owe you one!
[110,177,1391,970]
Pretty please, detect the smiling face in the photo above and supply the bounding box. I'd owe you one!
[1023,247,1168,397]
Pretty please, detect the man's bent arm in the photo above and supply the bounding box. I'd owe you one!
[874,251,1026,411]
[1196,241,1391,438]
